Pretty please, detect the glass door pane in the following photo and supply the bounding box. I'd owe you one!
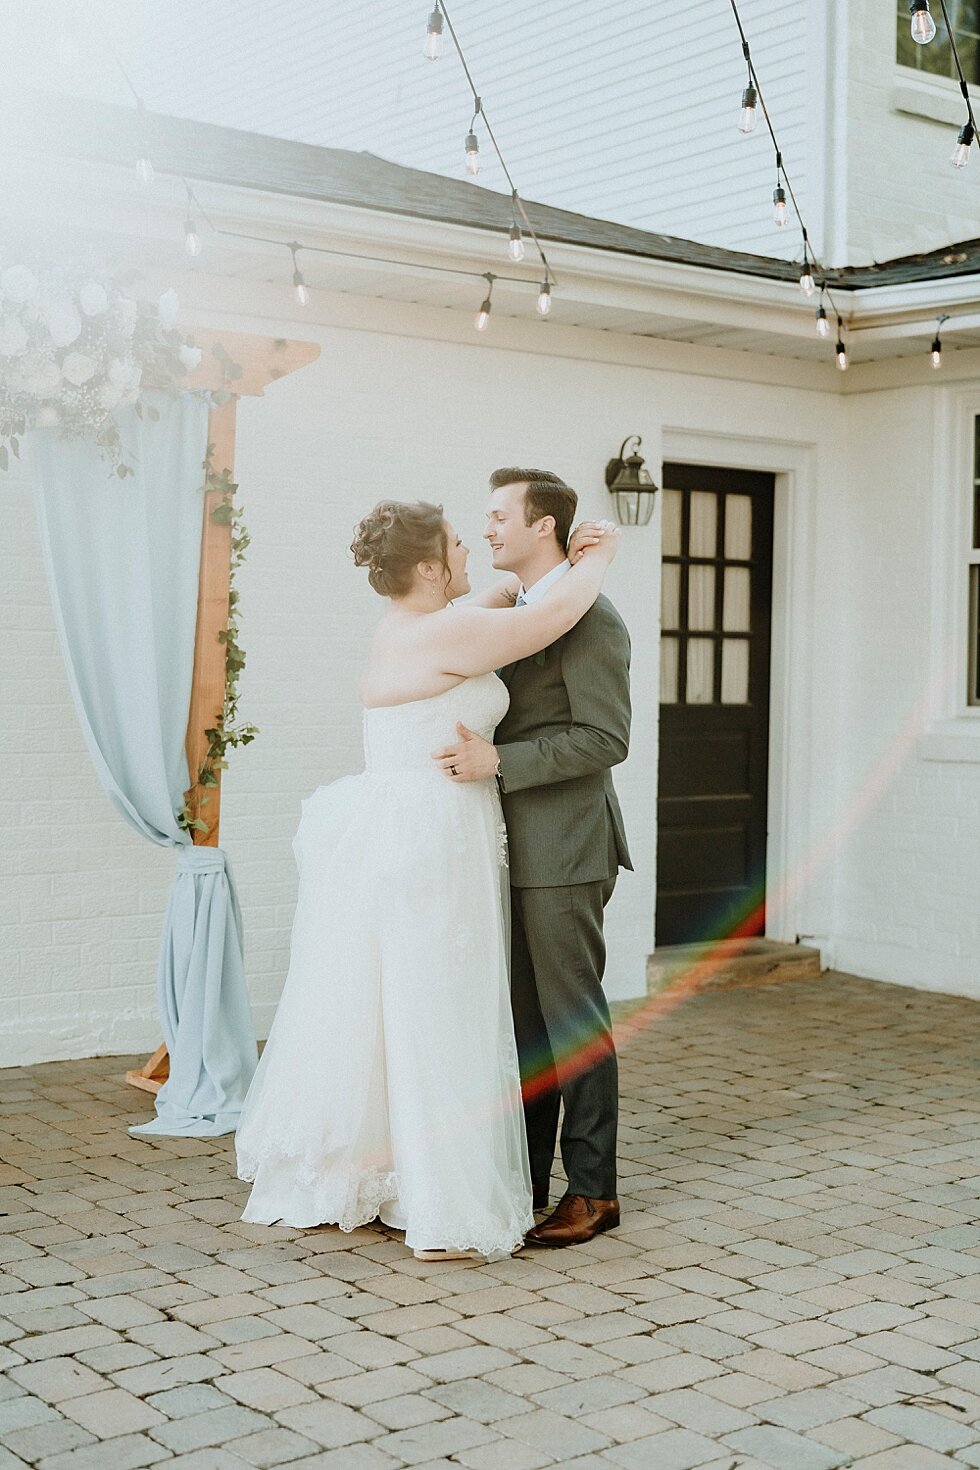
[721,640,750,704]
[687,639,714,703]
[725,494,752,559]
[689,491,717,558]
[688,565,716,630]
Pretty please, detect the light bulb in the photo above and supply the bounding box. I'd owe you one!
[424,6,444,59]
[799,266,815,297]
[508,225,525,262]
[465,131,480,176]
[184,218,202,257]
[836,339,848,371]
[475,297,492,331]
[293,272,308,306]
[536,282,552,317]
[909,0,937,43]
[815,305,830,337]
[932,336,943,368]
[737,86,758,134]
[773,185,788,227]
[951,122,975,167]
[135,102,153,184]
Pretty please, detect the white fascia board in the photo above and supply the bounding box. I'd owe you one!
[844,275,980,334]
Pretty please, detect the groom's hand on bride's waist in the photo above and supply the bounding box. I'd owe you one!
[432,722,501,782]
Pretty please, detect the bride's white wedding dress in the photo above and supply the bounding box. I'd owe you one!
[235,672,533,1258]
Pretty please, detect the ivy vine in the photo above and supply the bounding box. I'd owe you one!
[178,445,258,837]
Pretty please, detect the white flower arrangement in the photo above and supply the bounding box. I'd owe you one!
[0,262,204,476]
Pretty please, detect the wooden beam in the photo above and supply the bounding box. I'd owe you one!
[125,1043,169,1094]
[184,331,320,397]
[182,397,236,846]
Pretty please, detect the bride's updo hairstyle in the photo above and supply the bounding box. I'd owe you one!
[351,500,450,598]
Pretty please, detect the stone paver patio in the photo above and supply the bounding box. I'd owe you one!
[3,971,980,1469]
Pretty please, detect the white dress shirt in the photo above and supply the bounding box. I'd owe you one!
[518,559,571,606]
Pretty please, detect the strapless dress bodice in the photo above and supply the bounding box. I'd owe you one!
[362,672,509,775]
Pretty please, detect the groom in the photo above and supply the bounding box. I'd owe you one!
[435,468,632,1247]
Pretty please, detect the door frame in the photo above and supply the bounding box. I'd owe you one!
[659,429,819,948]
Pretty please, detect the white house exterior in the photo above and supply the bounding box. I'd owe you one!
[1,50,980,1067]
[7,0,980,264]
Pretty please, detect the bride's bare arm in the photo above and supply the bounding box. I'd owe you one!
[425,532,621,678]
[464,575,520,609]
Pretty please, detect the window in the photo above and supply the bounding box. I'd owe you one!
[896,1,980,86]
[660,485,755,705]
[969,414,980,704]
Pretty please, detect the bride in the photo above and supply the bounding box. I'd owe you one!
[235,498,619,1260]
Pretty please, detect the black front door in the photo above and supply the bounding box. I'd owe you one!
[656,463,775,946]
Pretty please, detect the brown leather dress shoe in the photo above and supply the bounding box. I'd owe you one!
[524,1193,620,1248]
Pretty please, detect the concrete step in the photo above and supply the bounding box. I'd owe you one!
[647,938,823,995]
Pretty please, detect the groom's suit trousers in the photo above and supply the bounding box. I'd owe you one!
[509,861,619,1201]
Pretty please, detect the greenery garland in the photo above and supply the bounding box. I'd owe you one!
[178,444,258,836]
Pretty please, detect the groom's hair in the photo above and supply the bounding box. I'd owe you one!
[488,467,578,550]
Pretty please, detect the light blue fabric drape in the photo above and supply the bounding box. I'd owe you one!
[31,392,257,1136]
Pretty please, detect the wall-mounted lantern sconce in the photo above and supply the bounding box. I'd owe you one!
[605,436,659,526]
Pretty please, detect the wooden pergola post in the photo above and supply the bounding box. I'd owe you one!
[126,331,320,1095]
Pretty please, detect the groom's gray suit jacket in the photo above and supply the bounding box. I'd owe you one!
[495,594,632,888]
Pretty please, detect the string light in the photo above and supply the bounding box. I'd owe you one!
[735,34,757,133]
[289,243,308,306]
[508,195,525,262]
[465,129,480,175]
[729,0,847,374]
[183,184,202,256]
[931,313,949,367]
[184,214,202,257]
[135,101,154,184]
[423,3,444,60]
[951,121,974,168]
[909,0,937,43]
[95,7,548,330]
[427,0,556,290]
[934,1,980,169]
[475,273,494,331]
[737,86,758,133]
[772,152,788,226]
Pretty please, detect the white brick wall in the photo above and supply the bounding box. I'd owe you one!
[4,286,980,1068]
[828,383,980,990]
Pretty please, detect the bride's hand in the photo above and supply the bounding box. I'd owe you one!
[566,520,605,564]
[576,520,621,564]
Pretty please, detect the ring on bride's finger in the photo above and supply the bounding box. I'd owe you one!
[450,765,459,775]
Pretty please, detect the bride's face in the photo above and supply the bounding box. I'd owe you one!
[443,522,471,599]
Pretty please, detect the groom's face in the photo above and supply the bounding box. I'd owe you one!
[484,482,540,574]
